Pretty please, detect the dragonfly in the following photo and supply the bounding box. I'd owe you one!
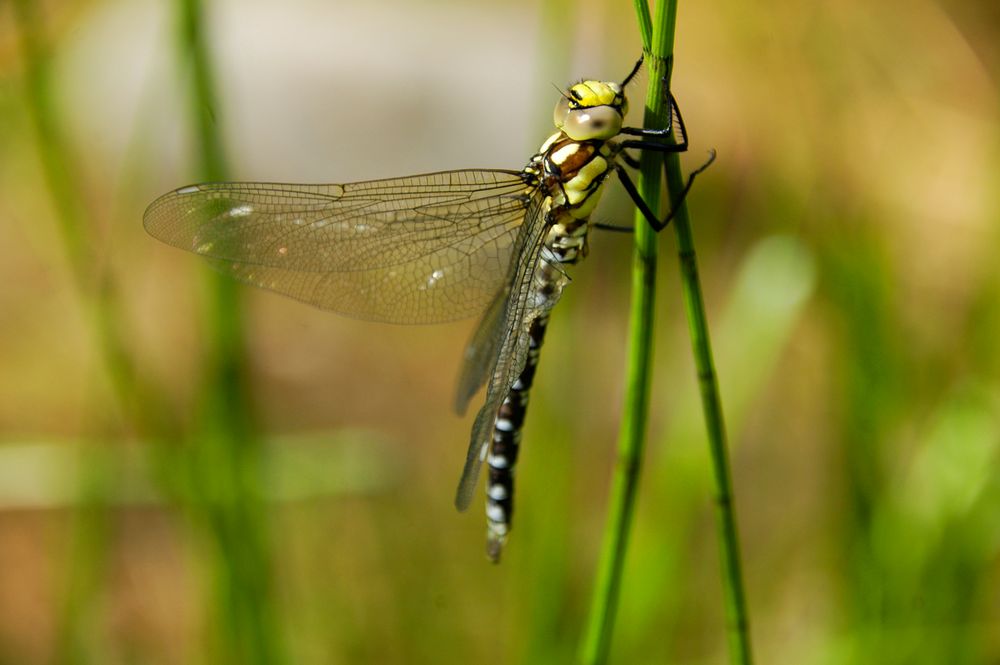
[144,56,712,562]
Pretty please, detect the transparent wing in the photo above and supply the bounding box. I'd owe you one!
[452,194,555,511]
[453,283,508,416]
[143,170,533,324]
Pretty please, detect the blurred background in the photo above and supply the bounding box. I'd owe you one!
[1,0,998,663]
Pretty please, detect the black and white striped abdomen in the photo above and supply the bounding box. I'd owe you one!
[485,313,549,561]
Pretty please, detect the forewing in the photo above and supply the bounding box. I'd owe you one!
[143,170,532,324]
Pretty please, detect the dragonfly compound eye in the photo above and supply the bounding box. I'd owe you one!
[553,80,627,141]
[553,104,623,141]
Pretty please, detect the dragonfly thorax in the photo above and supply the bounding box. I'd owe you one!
[538,135,614,219]
[521,132,612,266]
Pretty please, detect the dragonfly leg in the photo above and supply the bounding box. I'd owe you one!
[621,56,644,88]
[485,313,549,563]
[620,92,690,151]
[593,221,636,233]
[620,150,642,169]
[614,149,717,233]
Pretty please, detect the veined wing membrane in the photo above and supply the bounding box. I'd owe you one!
[454,281,508,416]
[453,194,550,511]
[143,170,534,324]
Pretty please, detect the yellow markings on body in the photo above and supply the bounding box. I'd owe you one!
[551,142,580,165]
[565,152,610,220]
[564,155,608,202]
[552,222,590,238]
[569,81,623,107]
[539,132,562,154]
[569,190,604,219]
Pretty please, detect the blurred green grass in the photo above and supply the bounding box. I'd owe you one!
[0,0,998,664]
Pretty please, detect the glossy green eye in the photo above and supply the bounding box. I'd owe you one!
[553,96,571,128]
[553,103,622,141]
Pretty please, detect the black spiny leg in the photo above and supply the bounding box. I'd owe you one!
[620,149,642,169]
[614,150,717,233]
[619,91,690,152]
[594,148,715,234]
[599,88,714,233]
[485,313,549,563]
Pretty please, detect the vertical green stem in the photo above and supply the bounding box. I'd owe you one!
[174,2,283,664]
[667,153,753,665]
[578,2,674,664]
[655,15,754,665]
[581,1,753,663]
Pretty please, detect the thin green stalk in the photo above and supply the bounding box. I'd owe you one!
[667,155,754,665]
[582,0,753,663]
[657,26,754,665]
[174,1,283,663]
[578,2,674,663]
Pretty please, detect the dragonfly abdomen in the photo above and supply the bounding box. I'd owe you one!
[486,313,549,562]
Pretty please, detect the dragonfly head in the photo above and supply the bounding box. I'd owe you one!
[553,80,628,141]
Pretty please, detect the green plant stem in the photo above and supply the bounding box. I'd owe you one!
[649,17,754,665]
[578,2,674,664]
[175,1,283,663]
[666,152,754,665]
[581,1,753,663]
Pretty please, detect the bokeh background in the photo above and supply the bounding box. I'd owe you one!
[1,0,998,663]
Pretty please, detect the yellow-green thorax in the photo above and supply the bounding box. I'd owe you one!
[525,78,630,264]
